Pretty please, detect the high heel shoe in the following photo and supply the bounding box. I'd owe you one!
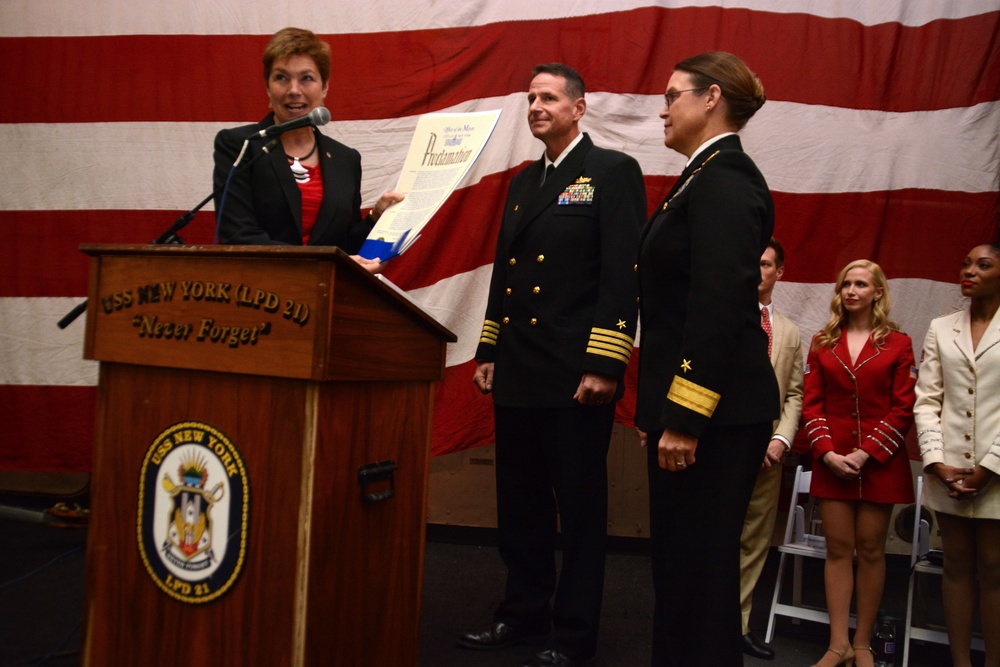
[809,645,855,667]
[852,645,873,667]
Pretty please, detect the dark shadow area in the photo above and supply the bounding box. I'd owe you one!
[0,495,968,666]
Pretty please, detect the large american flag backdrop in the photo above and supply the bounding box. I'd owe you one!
[1,2,998,472]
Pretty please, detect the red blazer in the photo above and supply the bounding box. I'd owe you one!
[803,330,916,503]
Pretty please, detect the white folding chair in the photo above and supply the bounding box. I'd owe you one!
[764,466,855,644]
[901,476,984,666]
[765,465,848,641]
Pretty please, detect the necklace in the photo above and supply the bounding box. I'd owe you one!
[287,139,318,183]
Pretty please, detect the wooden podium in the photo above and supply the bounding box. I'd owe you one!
[78,244,455,666]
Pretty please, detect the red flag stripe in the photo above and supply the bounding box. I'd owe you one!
[2,187,995,298]
[1,8,998,125]
[0,385,96,472]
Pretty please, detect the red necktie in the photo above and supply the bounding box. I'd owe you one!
[761,307,773,357]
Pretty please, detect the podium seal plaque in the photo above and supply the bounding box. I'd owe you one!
[137,421,249,604]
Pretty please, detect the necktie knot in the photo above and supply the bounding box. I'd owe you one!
[542,163,555,186]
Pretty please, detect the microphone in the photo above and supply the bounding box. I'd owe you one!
[255,107,331,139]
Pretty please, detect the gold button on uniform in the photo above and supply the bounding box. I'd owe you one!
[530,318,538,326]
[502,317,510,324]
[505,288,512,296]
[536,255,545,263]
[509,258,517,266]
[532,286,540,294]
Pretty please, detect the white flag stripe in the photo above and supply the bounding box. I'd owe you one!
[2,97,997,212]
[0,298,98,386]
[0,277,965,387]
[0,0,989,37]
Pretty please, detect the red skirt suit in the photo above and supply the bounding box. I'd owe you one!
[802,330,916,503]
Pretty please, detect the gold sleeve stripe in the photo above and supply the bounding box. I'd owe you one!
[587,337,633,353]
[588,334,633,352]
[590,327,635,346]
[586,345,632,364]
[666,375,720,418]
[480,320,500,346]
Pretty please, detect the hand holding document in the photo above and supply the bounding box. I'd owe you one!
[358,110,502,261]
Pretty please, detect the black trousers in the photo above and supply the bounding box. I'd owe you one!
[493,403,616,659]
[646,421,771,667]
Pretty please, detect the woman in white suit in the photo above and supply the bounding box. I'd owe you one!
[915,241,1000,667]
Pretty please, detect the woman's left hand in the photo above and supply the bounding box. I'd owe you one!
[843,448,871,470]
[658,428,697,472]
[928,463,976,499]
[959,466,996,495]
[350,255,383,273]
[822,451,861,480]
[371,190,406,222]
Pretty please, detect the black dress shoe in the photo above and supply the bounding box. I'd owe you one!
[741,632,775,660]
[456,622,548,650]
[521,649,596,667]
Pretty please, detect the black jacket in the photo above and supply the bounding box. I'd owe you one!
[636,134,779,437]
[213,113,372,251]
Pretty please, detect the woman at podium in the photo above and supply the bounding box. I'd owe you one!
[213,27,401,268]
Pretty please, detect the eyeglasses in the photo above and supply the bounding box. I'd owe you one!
[663,87,708,109]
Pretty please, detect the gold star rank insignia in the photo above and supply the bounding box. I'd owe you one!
[680,359,692,373]
[617,319,626,330]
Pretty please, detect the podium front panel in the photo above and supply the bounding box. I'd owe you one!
[79,245,450,666]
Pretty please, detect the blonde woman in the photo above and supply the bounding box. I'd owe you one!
[802,259,916,667]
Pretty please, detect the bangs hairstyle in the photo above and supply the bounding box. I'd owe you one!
[263,27,332,85]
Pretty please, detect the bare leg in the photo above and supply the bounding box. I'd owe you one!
[851,502,893,667]
[976,519,1000,667]
[815,499,857,667]
[938,512,976,667]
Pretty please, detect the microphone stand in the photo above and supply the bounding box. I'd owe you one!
[56,138,280,330]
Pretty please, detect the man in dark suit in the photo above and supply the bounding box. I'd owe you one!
[459,63,646,667]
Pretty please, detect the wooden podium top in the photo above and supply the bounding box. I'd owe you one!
[81,244,456,381]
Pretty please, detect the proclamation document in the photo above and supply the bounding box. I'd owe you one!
[358,109,502,261]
